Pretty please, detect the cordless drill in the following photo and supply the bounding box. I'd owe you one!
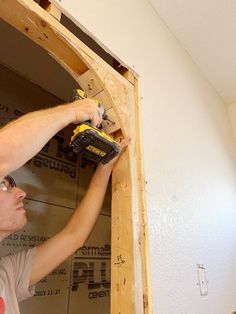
[69,89,120,164]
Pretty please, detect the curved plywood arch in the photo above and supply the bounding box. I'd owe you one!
[0,1,151,313]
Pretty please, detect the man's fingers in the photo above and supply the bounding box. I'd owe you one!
[119,137,131,151]
[97,109,103,127]
[90,108,102,127]
[89,99,102,127]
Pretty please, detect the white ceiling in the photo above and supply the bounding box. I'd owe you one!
[148,0,236,105]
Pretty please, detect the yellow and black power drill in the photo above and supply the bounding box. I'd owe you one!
[69,89,120,164]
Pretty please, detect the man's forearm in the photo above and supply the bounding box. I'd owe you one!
[0,104,74,178]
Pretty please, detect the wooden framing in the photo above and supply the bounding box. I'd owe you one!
[39,0,61,21]
[0,1,152,313]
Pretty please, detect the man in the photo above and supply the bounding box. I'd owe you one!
[0,98,129,313]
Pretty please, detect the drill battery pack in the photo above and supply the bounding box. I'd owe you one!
[70,122,120,164]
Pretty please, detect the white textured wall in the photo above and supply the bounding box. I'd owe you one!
[51,1,236,313]
[228,103,236,142]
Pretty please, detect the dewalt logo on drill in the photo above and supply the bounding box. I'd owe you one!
[86,145,106,157]
[70,122,120,164]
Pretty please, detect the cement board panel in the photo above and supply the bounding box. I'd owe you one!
[68,215,111,314]
[77,164,111,216]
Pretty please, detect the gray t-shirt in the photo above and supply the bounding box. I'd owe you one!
[0,247,37,314]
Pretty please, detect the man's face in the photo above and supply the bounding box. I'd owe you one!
[0,176,27,235]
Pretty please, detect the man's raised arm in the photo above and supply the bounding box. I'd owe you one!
[0,99,101,180]
[29,138,130,286]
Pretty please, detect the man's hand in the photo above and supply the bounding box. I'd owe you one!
[69,98,103,127]
[98,137,131,170]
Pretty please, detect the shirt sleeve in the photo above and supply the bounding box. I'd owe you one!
[7,247,37,302]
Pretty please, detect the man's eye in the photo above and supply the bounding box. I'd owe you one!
[0,180,9,191]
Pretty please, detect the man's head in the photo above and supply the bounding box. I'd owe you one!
[0,176,27,240]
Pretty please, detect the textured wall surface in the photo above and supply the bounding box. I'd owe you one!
[50,1,236,313]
